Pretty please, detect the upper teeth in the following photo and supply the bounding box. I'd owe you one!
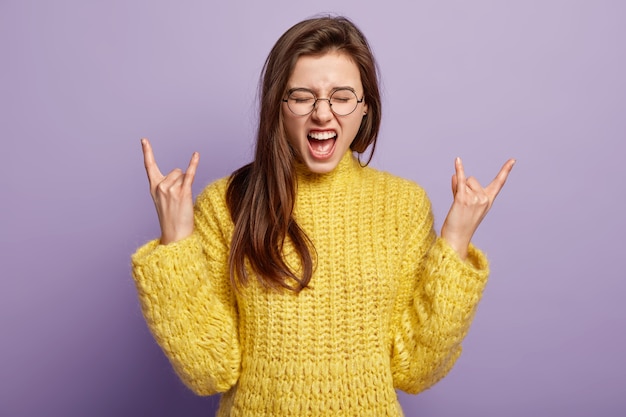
[309,131,336,140]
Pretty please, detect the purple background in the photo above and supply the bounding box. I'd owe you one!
[1,0,625,416]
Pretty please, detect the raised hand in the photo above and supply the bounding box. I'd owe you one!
[141,138,200,245]
[440,157,515,260]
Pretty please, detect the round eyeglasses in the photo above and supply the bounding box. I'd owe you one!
[282,88,364,116]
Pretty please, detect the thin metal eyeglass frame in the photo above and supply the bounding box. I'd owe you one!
[282,88,364,116]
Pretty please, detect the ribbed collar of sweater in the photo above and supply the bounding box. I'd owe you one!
[294,151,361,186]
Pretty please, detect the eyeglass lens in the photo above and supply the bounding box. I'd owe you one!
[287,88,360,116]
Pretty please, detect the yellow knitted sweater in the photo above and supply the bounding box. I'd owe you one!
[132,152,489,416]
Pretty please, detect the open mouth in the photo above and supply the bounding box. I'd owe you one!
[307,131,337,159]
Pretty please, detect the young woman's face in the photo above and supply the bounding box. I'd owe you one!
[282,51,368,174]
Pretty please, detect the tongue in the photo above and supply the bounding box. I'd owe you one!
[309,138,334,154]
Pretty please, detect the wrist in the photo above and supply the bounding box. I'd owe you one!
[440,228,470,261]
[159,230,193,245]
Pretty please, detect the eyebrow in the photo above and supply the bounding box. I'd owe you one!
[287,86,358,95]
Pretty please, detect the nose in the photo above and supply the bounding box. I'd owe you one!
[312,98,333,122]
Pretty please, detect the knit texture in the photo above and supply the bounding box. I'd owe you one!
[132,152,489,416]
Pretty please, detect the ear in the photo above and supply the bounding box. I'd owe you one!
[362,100,369,116]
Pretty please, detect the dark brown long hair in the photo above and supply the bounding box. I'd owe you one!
[226,16,382,292]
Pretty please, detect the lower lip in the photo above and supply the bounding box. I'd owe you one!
[308,138,337,160]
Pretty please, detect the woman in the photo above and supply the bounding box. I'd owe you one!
[132,15,514,416]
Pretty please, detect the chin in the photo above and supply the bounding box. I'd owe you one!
[302,157,340,174]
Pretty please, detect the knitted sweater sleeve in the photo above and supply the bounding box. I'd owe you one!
[390,184,489,394]
[131,180,240,395]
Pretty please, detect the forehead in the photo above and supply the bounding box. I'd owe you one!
[287,51,362,91]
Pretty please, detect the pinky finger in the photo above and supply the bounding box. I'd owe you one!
[485,158,516,198]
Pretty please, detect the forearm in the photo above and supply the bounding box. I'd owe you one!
[132,235,241,394]
[391,238,489,393]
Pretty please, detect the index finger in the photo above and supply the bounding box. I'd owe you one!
[485,158,516,199]
[141,138,163,185]
[182,152,200,189]
[454,157,466,194]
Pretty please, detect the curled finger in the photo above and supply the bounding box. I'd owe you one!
[451,174,458,197]
[156,168,185,196]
